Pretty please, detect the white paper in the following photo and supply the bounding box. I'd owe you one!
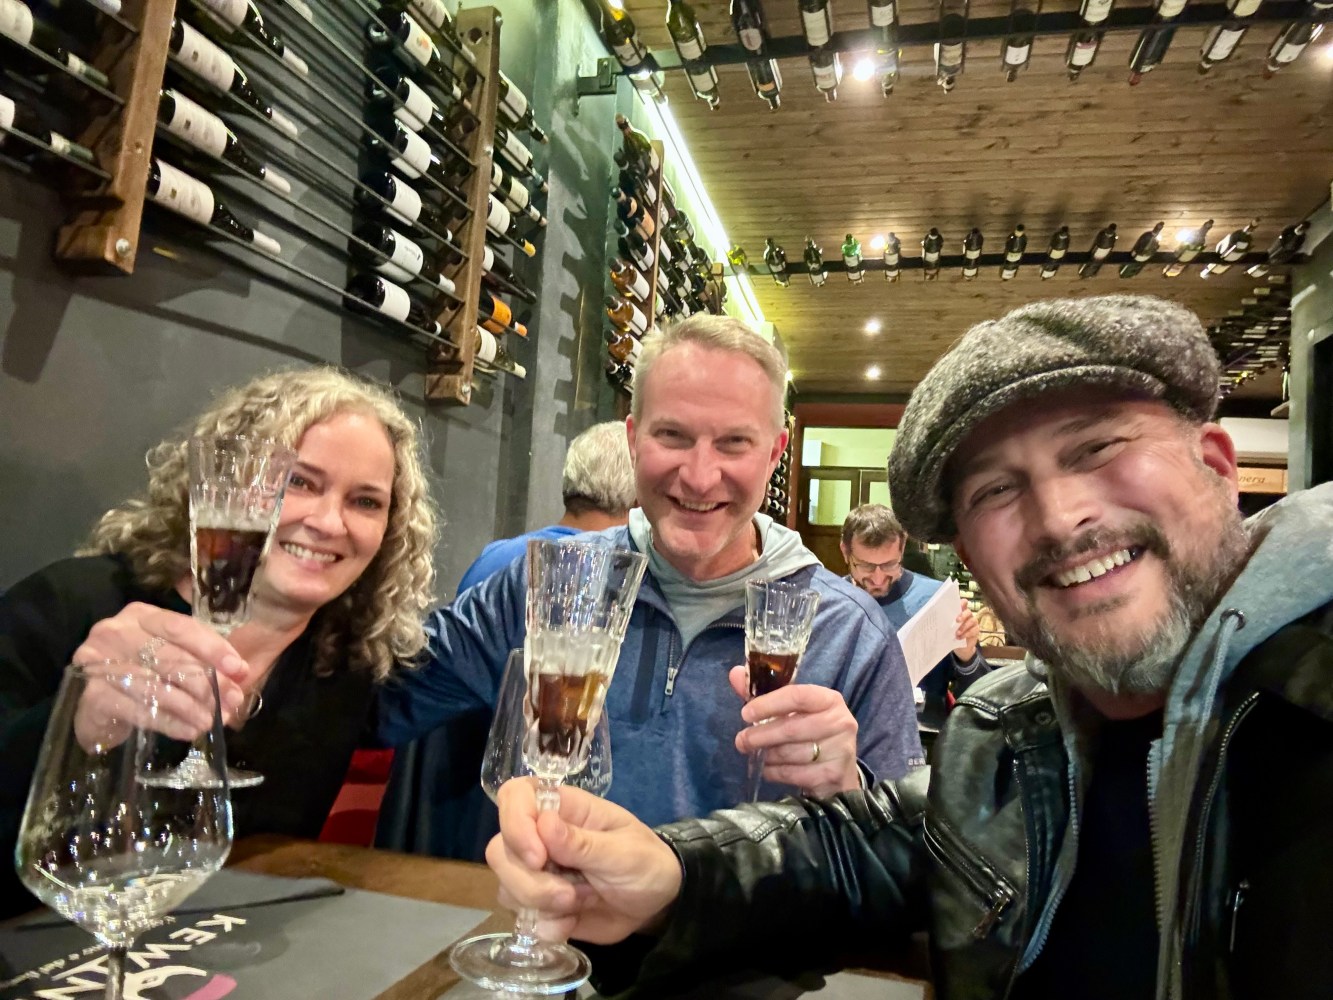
[894,579,965,686]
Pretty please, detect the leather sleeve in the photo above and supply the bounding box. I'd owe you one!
[588,770,932,997]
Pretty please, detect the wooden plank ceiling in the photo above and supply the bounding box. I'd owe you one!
[622,0,1333,399]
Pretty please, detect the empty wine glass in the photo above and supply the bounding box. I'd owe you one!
[15,659,233,1000]
[743,579,821,801]
[147,434,295,790]
[450,539,647,995]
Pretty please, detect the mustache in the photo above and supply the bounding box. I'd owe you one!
[1015,523,1172,591]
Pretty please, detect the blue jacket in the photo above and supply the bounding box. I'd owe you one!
[455,524,578,593]
[869,571,990,705]
[377,526,922,827]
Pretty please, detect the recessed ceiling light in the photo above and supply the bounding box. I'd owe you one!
[852,57,876,82]
[869,234,887,252]
[1175,227,1196,246]
[1319,43,1333,66]
[865,364,882,380]
[864,319,882,335]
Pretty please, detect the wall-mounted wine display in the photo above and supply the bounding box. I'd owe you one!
[1,1,545,406]
[763,415,793,522]
[1209,274,1292,395]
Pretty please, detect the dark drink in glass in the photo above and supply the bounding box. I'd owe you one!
[527,670,610,761]
[747,649,800,698]
[192,524,268,626]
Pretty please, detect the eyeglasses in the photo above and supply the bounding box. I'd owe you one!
[850,557,902,575]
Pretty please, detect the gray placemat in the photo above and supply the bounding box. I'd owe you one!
[0,868,489,998]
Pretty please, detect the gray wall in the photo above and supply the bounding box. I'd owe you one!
[0,0,621,596]
[1289,200,1333,491]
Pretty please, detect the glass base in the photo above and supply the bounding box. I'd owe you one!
[140,749,264,789]
[449,931,590,995]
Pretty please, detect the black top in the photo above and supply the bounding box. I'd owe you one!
[1011,710,1163,1000]
[0,555,374,918]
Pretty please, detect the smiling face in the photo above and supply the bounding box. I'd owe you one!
[626,343,788,582]
[949,389,1249,708]
[253,409,396,617]
[841,536,906,598]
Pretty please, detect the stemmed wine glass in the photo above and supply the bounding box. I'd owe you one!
[147,434,295,790]
[743,579,821,802]
[15,659,233,1000]
[450,539,647,995]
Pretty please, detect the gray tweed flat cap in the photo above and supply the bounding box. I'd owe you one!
[888,294,1220,542]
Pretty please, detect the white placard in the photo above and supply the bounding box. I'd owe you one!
[894,580,966,686]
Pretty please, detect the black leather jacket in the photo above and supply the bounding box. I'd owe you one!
[591,602,1333,1000]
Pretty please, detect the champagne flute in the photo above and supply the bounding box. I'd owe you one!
[15,659,233,1000]
[147,434,295,789]
[743,579,821,802]
[450,539,646,995]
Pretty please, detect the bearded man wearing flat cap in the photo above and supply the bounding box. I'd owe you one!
[485,294,1333,1000]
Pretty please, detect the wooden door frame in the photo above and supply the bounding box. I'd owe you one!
[786,401,906,529]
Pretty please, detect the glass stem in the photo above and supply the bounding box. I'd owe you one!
[104,946,127,1000]
[746,748,768,802]
[512,775,564,951]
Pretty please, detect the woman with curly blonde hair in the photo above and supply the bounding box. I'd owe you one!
[1,368,439,917]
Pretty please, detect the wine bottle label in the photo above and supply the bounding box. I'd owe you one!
[285,0,314,21]
[375,230,425,282]
[401,14,436,67]
[1157,0,1187,16]
[393,127,432,179]
[500,128,531,169]
[1206,28,1243,60]
[89,0,122,13]
[1070,41,1097,65]
[627,304,647,335]
[1004,42,1031,64]
[476,328,499,363]
[376,279,412,322]
[395,78,436,132]
[485,196,511,234]
[0,0,34,44]
[675,34,705,61]
[502,176,530,210]
[738,27,763,51]
[64,52,91,78]
[1233,0,1262,15]
[481,245,495,272]
[384,176,423,224]
[150,160,216,226]
[409,0,448,30]
[499,72,528,120]
[1273,40,1303,63]
[924,249,940,262]
[199,0,247,29]
[688,65,716,92]
[161,90,229,158]
[1081,0,1113,22]
[174,22,238,93]
[939,41,964,65]
[1092,246,1112,260]
[870,1,897,27]
[625,268,649,299]
[801,9,830,46]
[612,39,644,66]
[0,94,14,131]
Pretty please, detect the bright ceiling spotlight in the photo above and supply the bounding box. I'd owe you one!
[1175,227,1196,246]
[864,318,882,335]
[865,364,882,380]
[852,57,876,82]
[869,234,887,252]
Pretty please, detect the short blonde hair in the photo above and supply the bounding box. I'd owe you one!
[79,368,440,681]
[631,315,787,429]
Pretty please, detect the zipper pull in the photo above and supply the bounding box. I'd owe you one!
[664,663,679,697]
[1228,880,1249,953]
[972,887,1015,939]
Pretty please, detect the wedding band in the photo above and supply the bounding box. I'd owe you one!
[810,741,821,764]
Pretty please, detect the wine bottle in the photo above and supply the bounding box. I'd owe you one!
[922,228,943,280]
[369,9,470,87]
[606,294,648,336]
[1200,219,1259,278]
[1118,221,1165,277]
[366,65,451,135]
[962,227,984,280]
[810,50,841,101]
[1000,224,1027,279]
[1065,31,1102,79]
[868,0,901,96]
[605,6,649,72]
[1002,0,1040,81]
[1079,0,1114,25]
[619,233,654,273]
[726,244,749,273]
[1041,225,1070,279]
[1246,221,1308,276]
[804,237,827,287]
[0,93,95,163]
[168,19,297,138]
[1162,219,1213,277]
[877,232,902,281]
[146,157,280,255]
[351,221,456,295]
[746,58,783,110]
[605,328,642,365]
[764,237,790,287]
[493,162,544,227]
[195,0,308,76]
[474,327,525,378]
[1198,0,1263,73]
[345,272,440,335]
[480,289,526,336]
[731,0,769,54]
[610,256,650,301]
[616,114,659,175]
[1128,26,1176,84]
[1078,223,1117,278]
[355,170,452,236]
[383,0,470,53]
[485,196,537,257]
[936,0,969,92]
[842,234,864,283]
[0,0,110,89]
[1264,21,1324,77]
[497,71,547,144]
[493,123,543,185]
[613,187,655,241]
[605,356,634,391]
[157,89,291,194]
[475,243,535,302]
[683,57,721,109]
[363,118,466,192]
[798,0,833,47]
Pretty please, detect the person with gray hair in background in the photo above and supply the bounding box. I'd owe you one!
[453,421,637,593]
[485,294,1333,1000]
[377,314,921,838]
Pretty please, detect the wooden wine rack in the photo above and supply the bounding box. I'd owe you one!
[610,136,664,419]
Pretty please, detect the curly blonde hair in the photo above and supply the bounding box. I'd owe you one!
[79,368,440,681]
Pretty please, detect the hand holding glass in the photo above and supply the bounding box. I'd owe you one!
[16,660,233,1000]
[744,579,821,801]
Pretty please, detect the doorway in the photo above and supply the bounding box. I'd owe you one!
[798,465,891,574]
